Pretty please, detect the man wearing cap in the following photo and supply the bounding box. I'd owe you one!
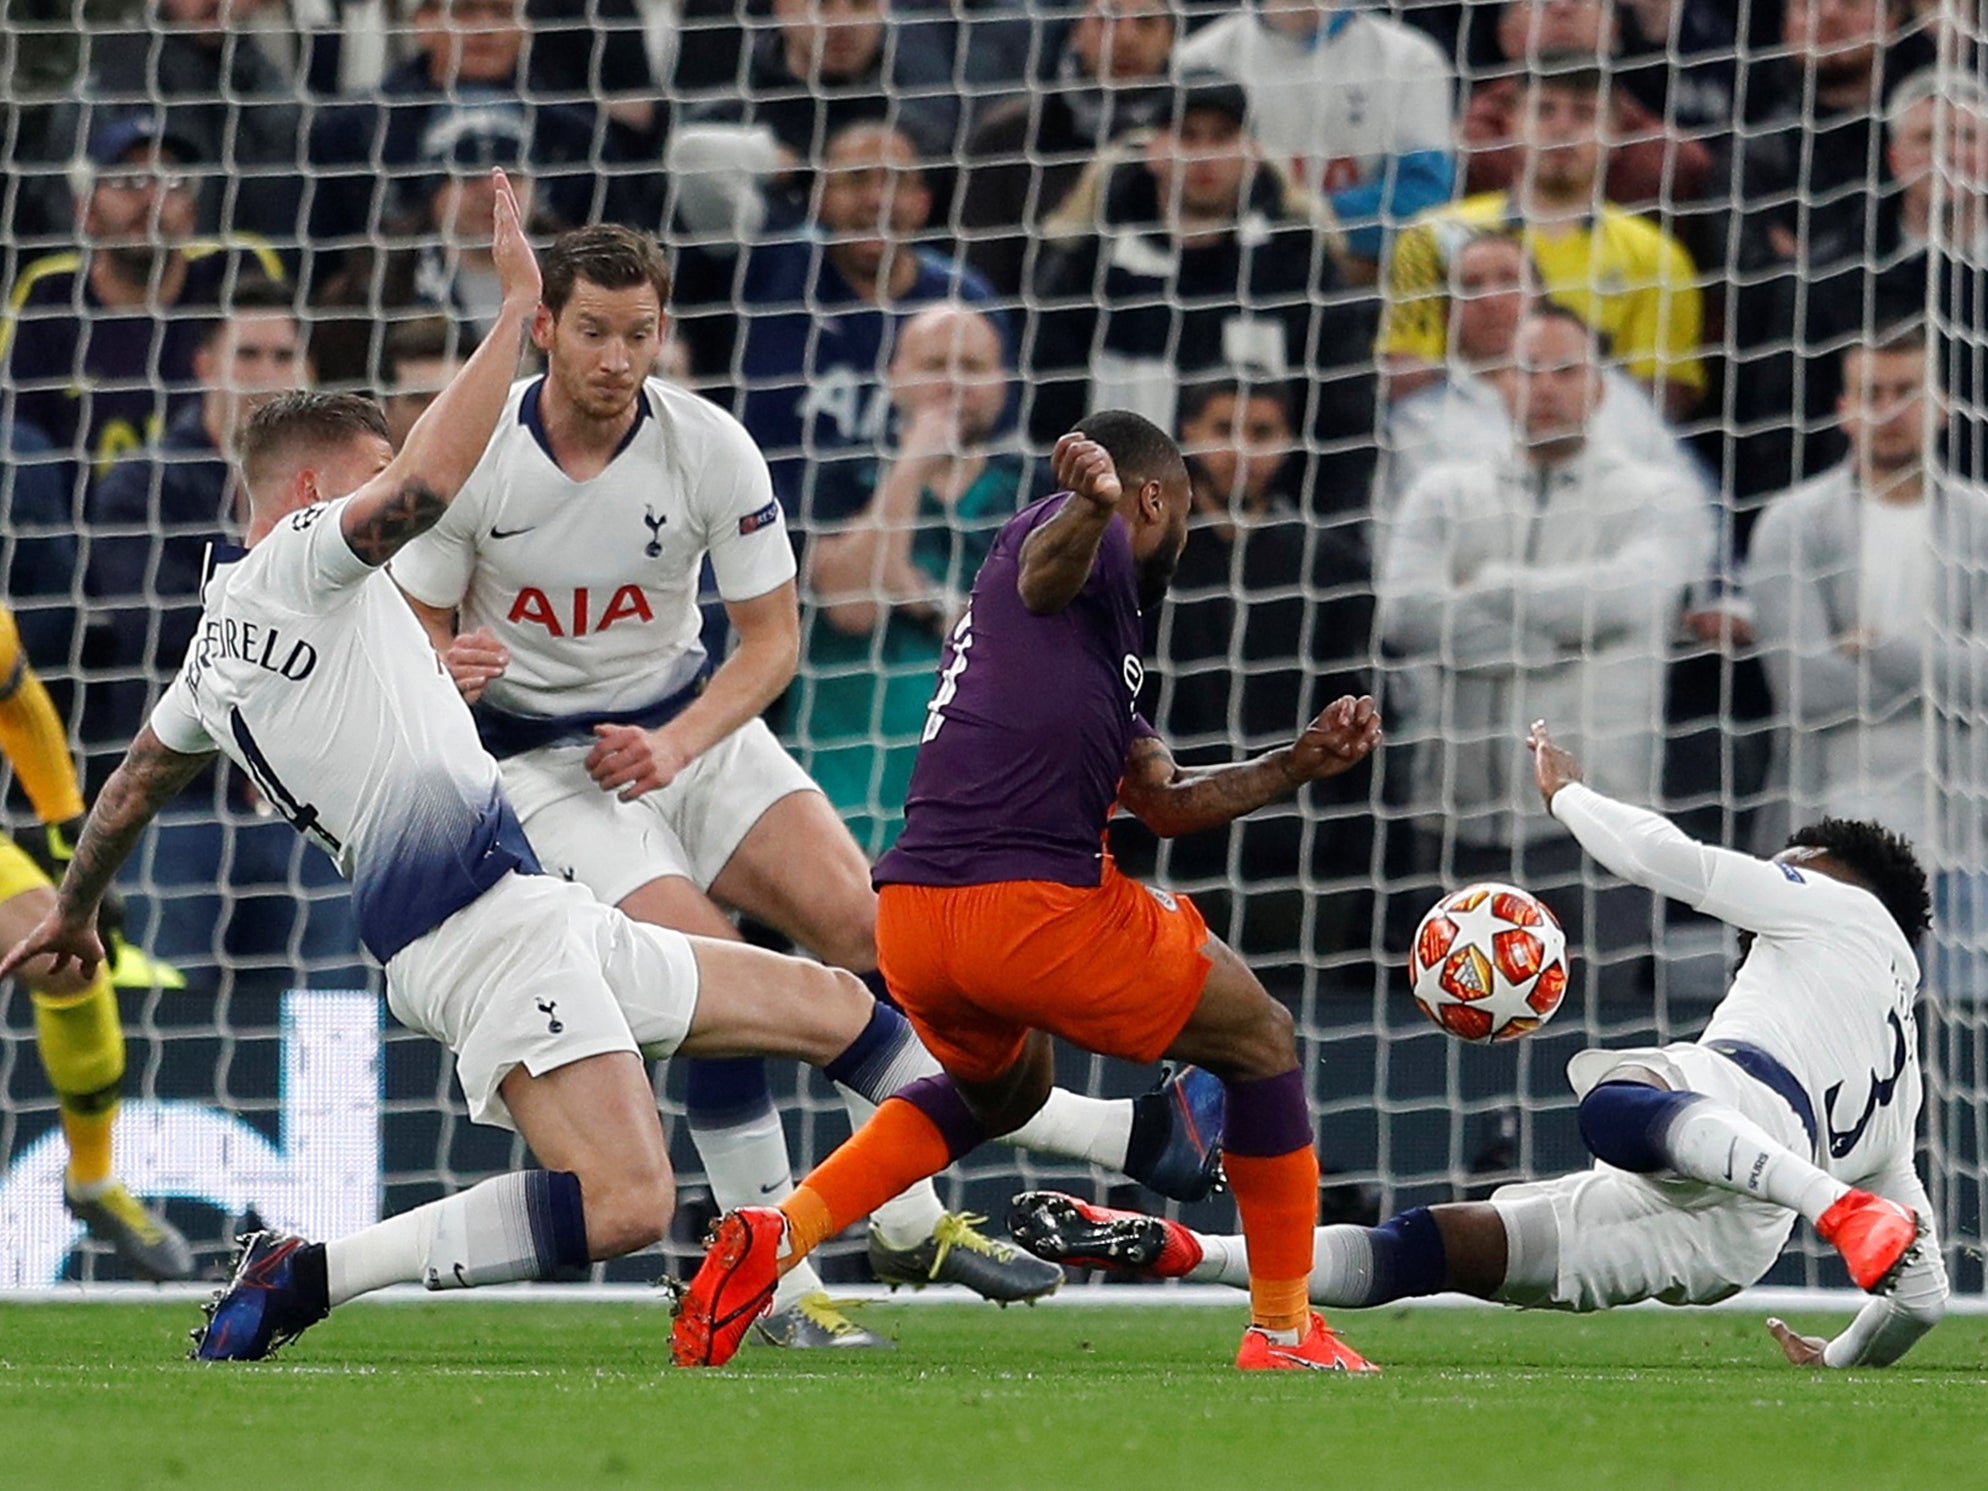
[0,114,286,499]
[1172,0,1455,264]
[314,104,559,391]
[307,0,620,264]
[1027,75,1376,517]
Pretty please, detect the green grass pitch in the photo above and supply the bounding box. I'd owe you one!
[5,1300,1985,1490]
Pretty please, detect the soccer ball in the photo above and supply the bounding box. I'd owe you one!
[1408,882,1569,1044]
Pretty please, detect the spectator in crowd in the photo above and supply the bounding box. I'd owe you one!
[670,120,1000,523]
[30,0,309,246]
[1721,0,1931,278]
[1613,0,1741,153]
[1458,0,1712,212]
[83,278,307,754]
[1,114,287,498]
[529,0,671,149]
[1719,0,1936,499]
[1137,376,1374,965]
[1746,324,1988,866]
[1749,69,1988,490]
[309,0,619,260]
[668,0,957,233]
[1380,66,1705,419]
[378,315,474,449]
[794,304,1020,854]
[957,0,1178,298]
[1173,0,1455,264]
[1377,304,1710,972]
[311,103,562,389]
[1380,231,1704,513]
[1027,77,1376,514]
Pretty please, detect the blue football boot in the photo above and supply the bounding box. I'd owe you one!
[190,1230,329,1362]
[1123,1065,1226,1203]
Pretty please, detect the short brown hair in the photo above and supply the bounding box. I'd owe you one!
[384,314,478,379]
[242,391,391,491]
[541,224,671,315]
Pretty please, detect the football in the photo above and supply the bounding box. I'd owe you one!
[1408,882,1570,1044]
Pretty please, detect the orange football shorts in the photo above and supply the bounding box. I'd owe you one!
[874,863,1214,1084]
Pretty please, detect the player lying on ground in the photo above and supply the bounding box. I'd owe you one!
[390,227,1215,1342]
[1012,720,1947,1369]
[0,604,191,1278]
[0,177,1212,1363]
[670,416,1386,1373]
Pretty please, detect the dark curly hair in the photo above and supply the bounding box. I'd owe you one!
[1785,818,1932,945]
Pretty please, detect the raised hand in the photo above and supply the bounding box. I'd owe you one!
[489,168,542,313]
[1051,432,1122,514]
[1526,718,1582,807]
[1285,694,1383,784]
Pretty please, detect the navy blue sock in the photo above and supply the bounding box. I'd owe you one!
[1365,1207,1448,1305]
[1578,1082,1706,1173]
[683,1056,775,1132]
[822,1001,931,1102]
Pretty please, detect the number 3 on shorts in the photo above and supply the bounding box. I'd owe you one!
[921,606,974,744]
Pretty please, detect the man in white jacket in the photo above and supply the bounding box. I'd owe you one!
[1014,721,1946,1370]
[1377,302,1711,968]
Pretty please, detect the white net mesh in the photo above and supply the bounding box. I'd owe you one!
[0,0,1977,1297]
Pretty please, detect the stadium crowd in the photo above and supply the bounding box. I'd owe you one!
[0,0,1983,1012]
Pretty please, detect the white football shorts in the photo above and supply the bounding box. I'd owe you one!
[499,717,819,905]
[385,871,700,1129]
[1490,1041,1805,1312]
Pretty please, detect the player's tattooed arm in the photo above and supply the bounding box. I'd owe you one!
[1118,696,1383,838]
[0,727,215,983]
[341,480,447,566]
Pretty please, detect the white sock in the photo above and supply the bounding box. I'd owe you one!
[324,1171,586,1306]
[1188,1229,1249,1288]
[836,1082,948,1250]
[1308,1225,1376,1307]
[1663,1101,1849,1222]
[1002,1089,1135,1170]
[691,1107,826,1308]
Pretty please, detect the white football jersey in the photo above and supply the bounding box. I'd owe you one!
[389,376,796,720]
[1174,11,1452,197]
[1553,783,1923,1186]
[150,500,537,963]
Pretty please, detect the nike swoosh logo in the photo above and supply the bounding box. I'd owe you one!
[758,1181,785,1195]
[490,525,538,540]
[1266,1348,1338,1371]
[1723,1138,1737,1183]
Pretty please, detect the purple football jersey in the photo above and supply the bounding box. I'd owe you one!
[874,493,1154,889]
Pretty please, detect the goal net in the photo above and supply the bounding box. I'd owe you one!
[0,0,1979,1301]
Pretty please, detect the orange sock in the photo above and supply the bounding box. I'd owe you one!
[1225,1147,1320,1332]
[776,1096,957,1273]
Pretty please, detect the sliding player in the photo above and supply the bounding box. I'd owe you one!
[671,418,1385,1372]
[388,225,1217,1342]
[1012,720,1947,1369]
[0,604,191,1278]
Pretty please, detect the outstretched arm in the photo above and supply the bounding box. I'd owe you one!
[338,170,541,568]
[1119,695,1382,839]
[1529,720,1845,937]
[0,726,214,983]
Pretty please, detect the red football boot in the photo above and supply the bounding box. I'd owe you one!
[1236,1311,1380,1373]
[1006,1190,1204,1277]
[670,1208,785,1367]
[1816,1190,1921,1293]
